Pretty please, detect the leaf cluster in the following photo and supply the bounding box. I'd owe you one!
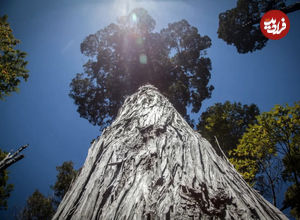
[283,184,300,218]
[70,8,213,130]
[18,161,77,219]
[197,101,259,156]
[218,0,286,53]
[0,15,28,99]
[19,190,55,220]
[51,161,77,205]
[230,102,300,216]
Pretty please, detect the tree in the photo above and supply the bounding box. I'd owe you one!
[218,0,300,53]
[53,85,287,219]
[0,14,29,208]
[51,161,77,206]
[283,184,300,218]
[70,8,213,130]
[230,102,300,215]
[197,101,259,156]
[0,149,13,210]
[0,15,28,99]
[18,161,77,219]
[0,145,28,210]
[18,190,55,220]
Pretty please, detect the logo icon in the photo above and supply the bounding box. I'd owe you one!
[260,10,290,40]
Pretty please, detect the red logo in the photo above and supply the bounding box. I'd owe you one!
[260,10,290,40]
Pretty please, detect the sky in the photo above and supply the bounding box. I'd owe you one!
[0,0,299,219]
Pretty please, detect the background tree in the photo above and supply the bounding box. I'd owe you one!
[283,184,300,218]
[0,14,29,210]
[51,161,77,206]
[197,101,259,156]
[230,102,300,216]
[218,0,300,53]
[18,190,55,220]
[18,161,77,219]
[0,145,28,211]
[254,156,283,208]
[0,15,28,99]
[70,8,213,130]
[0,149,13,210]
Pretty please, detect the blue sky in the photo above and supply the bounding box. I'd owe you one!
[0,0,299,218]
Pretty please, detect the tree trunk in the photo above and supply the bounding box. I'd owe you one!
[53,85,287,219]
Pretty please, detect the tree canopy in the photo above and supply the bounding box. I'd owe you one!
[19,190,55,220]
[70,8,213,130]
[0,15,28,99]
[197,101,259,156]
[230,102,300,216]
[218,0,300,53]
[51,161,77,206]
[18,161,77,219]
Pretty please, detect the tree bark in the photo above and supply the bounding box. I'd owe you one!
[53,85,287,219]
[0,144,28,172]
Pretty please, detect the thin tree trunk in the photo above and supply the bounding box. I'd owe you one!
[266,171,277,208]
[53,85,287,219]
[271,182,277,208]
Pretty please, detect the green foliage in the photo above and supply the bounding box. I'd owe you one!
[197,101,259,156]
[19,161,77,219]
[230,102,300,212]
[19,190,55,220]
[70,8,213,130]
[0,149,13,210]
[0,15,28,99]
[218,0,286,53]
[230,123,277,184]
[283,184,300,218]
[0,14,28,210]
[51,161,77,204]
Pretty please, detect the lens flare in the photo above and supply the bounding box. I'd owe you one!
[139,54,147,64]
[132,13,137,23]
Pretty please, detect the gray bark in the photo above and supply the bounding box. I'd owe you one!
[53,85,287,219]
[0,144,28,172]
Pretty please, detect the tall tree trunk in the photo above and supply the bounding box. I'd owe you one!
[53,85,287,219]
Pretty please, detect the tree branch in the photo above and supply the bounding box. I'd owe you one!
[0,144,28,172]
[243,2,300,27]
[281,2,300,14]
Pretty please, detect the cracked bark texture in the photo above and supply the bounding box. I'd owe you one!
[53,85,287,220]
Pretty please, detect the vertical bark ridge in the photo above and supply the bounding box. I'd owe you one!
[53,84,287,220]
